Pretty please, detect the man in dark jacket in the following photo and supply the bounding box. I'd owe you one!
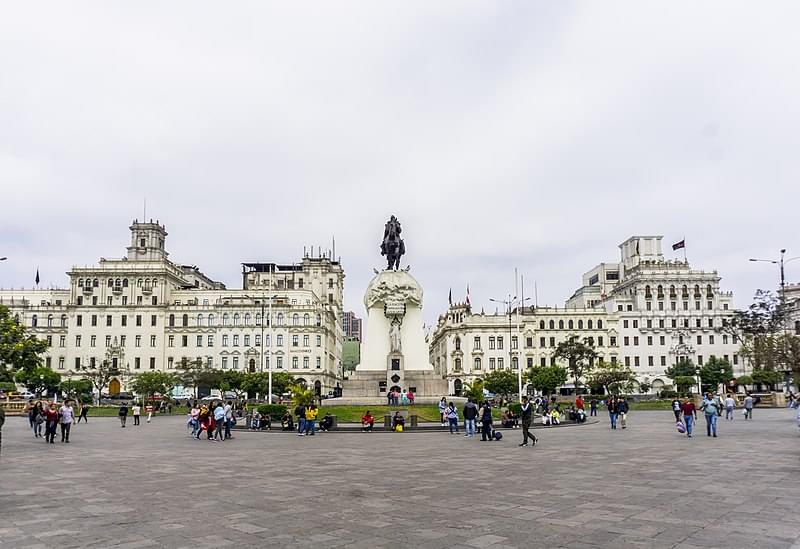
[462,399,478,437]
[0,404,5,456]
[519,396,537,447]
[480,402,493,441]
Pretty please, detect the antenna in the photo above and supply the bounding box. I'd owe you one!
[143,198,146,221]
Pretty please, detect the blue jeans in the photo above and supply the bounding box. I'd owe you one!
[705,413,717,436]
[609,412,618,429]
[448,417,458,433]
[464,419,475,435]
[305,419,316,435]
[298,417,306,433]
[190,419,199,437]
[224,418,232,438]
[684,415,693,436]
[725,407,734,420]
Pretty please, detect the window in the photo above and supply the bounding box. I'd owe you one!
[277,335,283,347]
[106,315,112,327]
[633,336,639,345]
[292,357,298,369]
[76,314,83,327]
[233,314,240,326]
[150,357,156,369]
[597,320,603,329]
[634,356,640,367]
[733,354,738,365]
[526,337,533,348]
[549,320,555,330]
[647,336,653,345]
[623,320,629,328]
[303,357,309,369]
[671,319,677,328]
[709,335,715,345]
[222,335,228,347]
[455,337,461,351]
[559,320,564,330]
[708,318,714,328]
[183,314,188,327]
[59,336,66,347]
[233,357,239,369]
[697,335,702,345]
[91,315,97,327]
[578,320,583,330]
[597,336,604,346]
[134,357,140,370]
[316,357,321,369]
[511,336,518,349]
[291,335,298,347]
[244,313,251,326]
[105,335,111,347]
[256,313,262,326]
[540,357,546,367]
[151,335,157,347]
[696,318,702,328]
[489,337,495,350]
[316,335,322,347]
[222,357,229,369]
[549,337,556,347]
[207,335,213,346]
[303,335,309,347]
[698,355,703,365]
[233,335,239,346]
[169,314,175,327]
[723,335,728,344]
[152,296,157,305]
[511,357,518,370]
[660,336,665,345]
[474,357,481,370]
[75,335,82,347]
[58,357,64,370]
[540,337,546,347]
[277,313,284,326]
[498,357,504,369]
[168,335,175,347]
[625,356,630,367]
[497,337,504,350]
[197,335,203,347]
[659,319,665,328]
[292,314,299,326]
[568,320,574,330]
[648,356,654,366]
[223,314,229,326]
[90,335,96,347]
[151,315,157,327]
[633,320,638,328]
[624,336,630,346]
[276,357,283,369]
[135,335,141,347]
[489,358,496,370]
[610,336,616,347]
[244,335,250,347]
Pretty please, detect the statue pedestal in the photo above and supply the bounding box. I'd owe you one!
[342,270,447,399]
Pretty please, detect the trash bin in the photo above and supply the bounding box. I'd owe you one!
[409,414,418,429]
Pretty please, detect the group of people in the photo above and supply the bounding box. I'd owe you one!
[605,397,630,429]
[187,400,237,441]
[25,398,80,443]
[387,389,414,406]
[671,391,762,438]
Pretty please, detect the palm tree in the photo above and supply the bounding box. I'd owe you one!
[289,383,315,406]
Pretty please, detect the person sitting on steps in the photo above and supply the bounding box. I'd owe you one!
[361,411,374,432]
[392,411,405,431]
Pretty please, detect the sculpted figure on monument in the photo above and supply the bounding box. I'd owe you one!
[389,317,402,353]
[380,215,405,270]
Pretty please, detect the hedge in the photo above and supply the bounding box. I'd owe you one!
[256,404,287,418]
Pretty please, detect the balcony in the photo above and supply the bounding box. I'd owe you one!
[141,285,153,294]
[81,285,93,294]
[112,285,123,294]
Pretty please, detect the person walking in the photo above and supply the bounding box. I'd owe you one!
[607,397,618,430]
[463,398,478,437]
[671,398,682,422]
[146,403,154,423]
[118,402,129,428]
[132,403,141,426]
[519,396,537,447]
[224,401,234,440]
[438,397,447,426]
[617,398,629,429]
[723,394,736,421]
[32,401,45,438]
[213,402,226,441]
[0,403,5,456]
[479,401,493,441]
[589,398,597,417]
[304,404,318,435]
[59,400,74,443]
[77,402,90,423]
[681,396,697,437]
[446,402,459,434]
[189,403,200,438]
[701,392,720,437]
[25,398,36,433]
[743,392,754,420]
[43,402,59,444]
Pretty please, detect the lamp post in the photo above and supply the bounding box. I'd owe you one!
[490,294,531,402]
[749,249,800,305]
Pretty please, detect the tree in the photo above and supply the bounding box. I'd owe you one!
[638,377,652,394]
[82,360,120,404]
[553,336,597,394]
[176,359,219,398]
[524,365,568,396]
[218,370,247,400]
[61,378,93,402]
[463,379,485,402]
[751,369,783,390]
[288,382,315,406]
[665,358,698,394]
[698,357,733,390]
[482,369,518,400]
[735,374,753,388]
[129,372,178,402]
[15,366,61,397]
[588,361,636,395]
[0,305,49,377]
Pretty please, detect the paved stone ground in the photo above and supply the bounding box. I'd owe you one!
[1,409,798,549]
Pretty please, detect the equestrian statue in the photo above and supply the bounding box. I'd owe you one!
[380,215,405,270]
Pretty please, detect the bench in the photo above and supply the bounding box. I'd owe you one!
[384,410,418,430]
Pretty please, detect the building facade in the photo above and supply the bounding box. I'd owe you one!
[430,235,748,395]
[342,311,363,342]
[0,220,345,397]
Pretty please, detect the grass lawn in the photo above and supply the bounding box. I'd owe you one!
[318,405,442,423]
[82,406,187,418]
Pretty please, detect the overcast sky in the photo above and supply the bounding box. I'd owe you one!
[1,2,798,326]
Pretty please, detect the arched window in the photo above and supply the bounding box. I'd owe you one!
[568,320,574,330]
[694,284,701,297]
[107,279,113,287]
[32,314,38,327]
[669,285,676,297]
[208,314,215,326]
[597,319,603,329]
[474,357,482,370]
[549,320,555,330]
[454,358,462,371]
[559,320,564,330]
[587,319,593,330]
[303,314,310,326]
[93,278,99,287]
[61,314,67,327]
[182,314,188,327]
[137,278,142,287]
[151,279,157,287]
[223,314,229,326]
[292,314,299,326]
[644,285,652,298]
[511,357,518,370]
[233,314,240,326]
[197,314,204,327]
[122,278,128,287]
[47,314,53,327]
[455,337,461,351]
[256,313,262,326]
[169,314,175,327]
[115,278,121,286]
[706,284,713,297]
[578,320,583,330]
[77,278,83,287]
[244,313,251,326]
[539,320,545,330]
[277,313,284,326]
[316,314,321,326]
[657,284,664,298]
[682,285,689,297]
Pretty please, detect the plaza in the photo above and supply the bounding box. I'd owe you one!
[1,410,798,549]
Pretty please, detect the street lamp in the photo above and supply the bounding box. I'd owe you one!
[490,294,531,402]
[245,288,279,403]
[749,249,800,299]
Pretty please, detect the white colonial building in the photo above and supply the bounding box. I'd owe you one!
[0,220,345,397]
[430,235,749,396]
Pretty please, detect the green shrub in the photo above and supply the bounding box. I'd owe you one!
[0,381,16,393]
[256,404,287,418]
[507,403,522,415]
[659,389,678,399]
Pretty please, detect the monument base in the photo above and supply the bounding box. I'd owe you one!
[342,370,448,400]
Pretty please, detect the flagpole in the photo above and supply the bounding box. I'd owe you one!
[519,274,525,402]
[515,268,522,402]
[683,237,687,264]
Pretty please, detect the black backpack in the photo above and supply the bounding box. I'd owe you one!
[493,431,503,441]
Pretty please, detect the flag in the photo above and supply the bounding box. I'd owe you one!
[35,268,40,285]
[448,288,452,306]
[466,284,471,306]
[672,239,685,251]
[635,239,640,255]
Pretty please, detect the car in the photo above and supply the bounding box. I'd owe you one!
[17,391,36,400]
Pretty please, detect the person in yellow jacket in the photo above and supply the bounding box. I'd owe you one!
[303,404,318,436]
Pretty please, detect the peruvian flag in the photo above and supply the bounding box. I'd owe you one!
[466,284,471,306]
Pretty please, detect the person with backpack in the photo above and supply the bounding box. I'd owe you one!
[295,404,306,435]
[118,402,129,428]
[446,402,459,434]
[213,402,226,441]
[479,401,493,441]
[701,392,721,437]
[723,394,736,421]
[617,398,629,429]
[589,398,598,417]
[743,393,754,420]
[462,398,478,437]
[671,398,682,422]
[519,396,537,447]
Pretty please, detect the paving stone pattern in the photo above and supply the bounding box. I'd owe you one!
[1,409,799,548]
